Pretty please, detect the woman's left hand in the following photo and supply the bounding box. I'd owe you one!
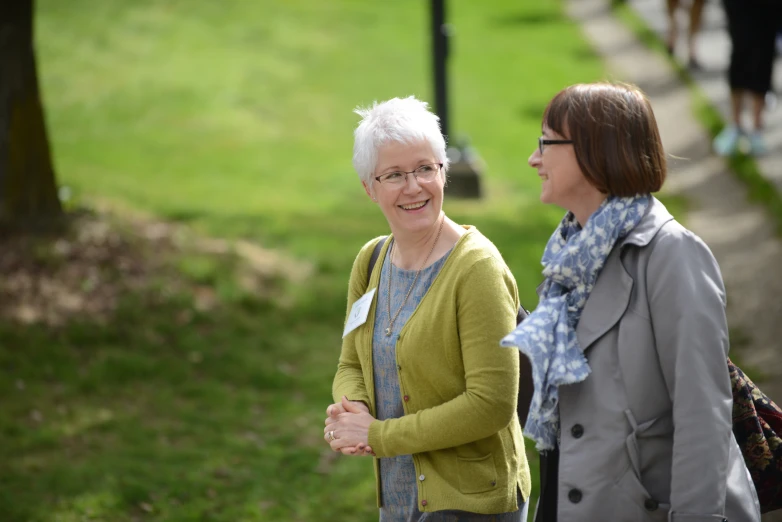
[324,396,376,452]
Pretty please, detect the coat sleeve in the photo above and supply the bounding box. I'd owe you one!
[646,224,733,521]
[331,240,379,407]
[368,255,520,457]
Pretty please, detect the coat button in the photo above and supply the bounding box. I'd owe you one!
[419,474,425,481]
[403,395,409,402]
[421,500,427,507]
[568,488,582,503]
[571,424,584,438]
[644,498,659,511]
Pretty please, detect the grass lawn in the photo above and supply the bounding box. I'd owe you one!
[0,1,615,520]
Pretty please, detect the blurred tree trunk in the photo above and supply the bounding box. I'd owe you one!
[0,0,62,227]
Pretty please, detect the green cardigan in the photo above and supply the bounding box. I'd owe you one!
[332,226,532,514]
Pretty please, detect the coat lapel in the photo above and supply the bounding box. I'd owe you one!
[575,246,633,352]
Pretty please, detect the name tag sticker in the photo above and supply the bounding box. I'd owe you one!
[342,288,377,338]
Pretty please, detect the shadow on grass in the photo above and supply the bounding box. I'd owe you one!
[491,11,567,27]
[518,103,547,124]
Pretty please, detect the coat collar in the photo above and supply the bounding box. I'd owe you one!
[575,244,633,352]
[575,196,674,352]
[619,196,675,249]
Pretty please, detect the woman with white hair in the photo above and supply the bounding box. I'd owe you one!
[323,96,531,521]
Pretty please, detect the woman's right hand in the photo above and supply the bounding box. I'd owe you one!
[325,400,374,456]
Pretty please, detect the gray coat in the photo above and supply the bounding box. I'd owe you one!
[540,198,760,521]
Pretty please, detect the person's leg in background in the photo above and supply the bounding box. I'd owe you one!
[714,0,778,156]
[686,0,706,68]
[748,0,782,154]
[714,0,750,155]
[665,0,680,55]
[745,20,777,156]
[666,0,706,68]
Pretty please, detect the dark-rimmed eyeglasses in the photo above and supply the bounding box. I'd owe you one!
[374,163,443,186]
[539,137,574,154]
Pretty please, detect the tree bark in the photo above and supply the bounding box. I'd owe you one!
[0,0,62,226]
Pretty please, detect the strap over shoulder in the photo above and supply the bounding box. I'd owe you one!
[367,236,388,282]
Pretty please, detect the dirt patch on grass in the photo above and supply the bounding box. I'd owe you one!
[0,207,312,327]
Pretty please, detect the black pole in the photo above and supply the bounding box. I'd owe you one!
[429,0,482,199]
[431,0,449,140]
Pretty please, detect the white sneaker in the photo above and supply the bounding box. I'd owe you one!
[713,126,743,156]
[748,131,768,157]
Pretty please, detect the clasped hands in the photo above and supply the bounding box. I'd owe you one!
[324,396,376,456]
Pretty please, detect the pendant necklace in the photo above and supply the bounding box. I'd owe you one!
[385,216,445,336]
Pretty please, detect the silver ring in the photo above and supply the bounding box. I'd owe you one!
[327,430,335,442]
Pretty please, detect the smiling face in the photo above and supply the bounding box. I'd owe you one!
[528,124,605,222]
[364,140,444,237]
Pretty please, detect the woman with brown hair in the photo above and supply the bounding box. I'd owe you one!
[502,82,761,521]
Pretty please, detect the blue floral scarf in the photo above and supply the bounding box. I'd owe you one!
[501,195,650,451]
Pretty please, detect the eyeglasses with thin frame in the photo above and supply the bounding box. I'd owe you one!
[374,163,443,186]
[539,136,573,155]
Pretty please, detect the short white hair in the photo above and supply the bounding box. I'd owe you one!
[352,96,449,190]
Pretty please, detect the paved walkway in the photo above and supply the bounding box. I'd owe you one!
[630,0,782,194]
[567,1,782,519]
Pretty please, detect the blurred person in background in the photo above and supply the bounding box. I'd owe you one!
[502,82,761,521]
[323,96,531,521]
[713,0,782,156]
[665,0,706,69]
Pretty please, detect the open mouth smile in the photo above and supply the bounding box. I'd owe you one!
[399,200,429,211]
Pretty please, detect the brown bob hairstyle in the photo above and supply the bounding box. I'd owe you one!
[543,82,666,196]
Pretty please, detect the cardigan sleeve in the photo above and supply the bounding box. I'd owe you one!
[368,255,520,457]
[331,239,380,408]
[646,224,733,519]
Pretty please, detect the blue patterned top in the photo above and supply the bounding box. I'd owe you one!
[373,242,525,522]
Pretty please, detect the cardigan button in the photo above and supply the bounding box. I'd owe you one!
[403,395,409,402]
[421,500,428,507]
[644,498,659,511]
[568,488,582,503]
[571,424,584,439]
[419,474,425,481]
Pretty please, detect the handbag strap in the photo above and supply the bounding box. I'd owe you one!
[367,236,388,283]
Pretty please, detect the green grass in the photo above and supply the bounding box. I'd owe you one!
[1,1,611,520]
[612,2,782,235]
[36,0,600,276]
